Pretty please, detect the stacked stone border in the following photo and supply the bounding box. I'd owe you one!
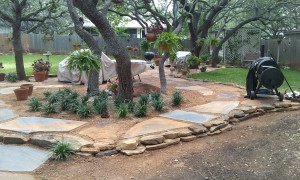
[1,102,300,158]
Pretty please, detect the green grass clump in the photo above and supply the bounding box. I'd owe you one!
[6,72,18,82]
[134,104,148,117]
[152,99,164,111]
[151,92,161,101]
[51,141,75,161]
[28,97,42,111]
[117,103,128,118]
[138,94,149,105]
[76,103,93,118]
[40,103,58,114]
[126,100,135,113]
[172,91,183,106]
[43,90,52,99]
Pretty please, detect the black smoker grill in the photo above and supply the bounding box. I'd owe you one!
[246,57,284,101]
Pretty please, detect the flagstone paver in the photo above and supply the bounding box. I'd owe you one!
[175,86,214,95]
[187,101,240,114]
[0,145,51,172]
[0,117,86,133]
[124,117,193,139]
[0,108,17,121]
[160,110,218,123]
[0,172,35,180]
[0,87,18,95]
[217,91,240,100]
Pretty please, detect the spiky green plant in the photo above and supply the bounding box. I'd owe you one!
[138,94,149,106]
[43,90,52,99]
[50,141,75,161]
[172,91,183,106]
[134,104,148,117]
[127,100,135,113]
[151,92,161,101]
[40,102,58,114]
[94,99,109,115]
[28,97,42,111]
[76,103,93,118]
[47,94,61,104]
[70,100,80,114]
[62,87,73,95]
[117,103,128,118]
[114,94,123,108]
[152,99,164,111]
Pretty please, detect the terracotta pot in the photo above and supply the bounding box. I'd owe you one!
[14,88,28,101]
[181,71,188,76]
[0,73,5,81]
[45,71,49,80]
[20,84,34,96]
[72,44,81,50]
[146,33,157,42]
[33,71,46,82]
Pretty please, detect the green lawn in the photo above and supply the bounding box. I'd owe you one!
[188,68,300,92]
[0,54,68,75]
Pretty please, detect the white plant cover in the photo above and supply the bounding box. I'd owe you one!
[57,51,147,84]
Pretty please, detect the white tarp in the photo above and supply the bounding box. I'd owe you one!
[57,51,147,84]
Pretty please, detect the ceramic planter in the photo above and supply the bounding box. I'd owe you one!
[33,71,46,82]
[20,84,34,96]
[200,68,207,72]
[144,52,154,61]
[45,71,49,80]
[14,88,29,101]
[181,71,188,76]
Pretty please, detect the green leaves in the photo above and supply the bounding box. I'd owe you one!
[67,50,101,74]
[154,31,182,53]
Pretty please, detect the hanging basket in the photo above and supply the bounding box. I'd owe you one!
[14,88,29,101]
[159,44,170,51]
[20,84,34,96]
[146,33,157,42]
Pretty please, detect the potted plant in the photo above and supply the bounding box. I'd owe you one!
[14,88,29,101]
[146,23,163,42]
[180,65,189,76]
[32,59,48,82]
[0,63,5,81]
[186,55,201,69]
[200,64,207,72]
[126,46,133,50]
[67,49,101,84]
[200,53,212,65]
[72,42,82,50]
[154,31,182,53]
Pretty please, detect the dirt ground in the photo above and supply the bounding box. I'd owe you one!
[32,110,300,180]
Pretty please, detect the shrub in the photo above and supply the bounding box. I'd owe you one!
[134,104,148,117]
[70,100,80,114]
[6,72,18,82]
[51,141,75,161]
[81,94,89,104]
[138,94,149,106]
[28,97,42,111]
[47,94,61,104]
[151,92,161,101]
[43,90,52,99]
[152,99,164,111]
[172,91,183,106]
[126,100,135,113]
[76,103,93,118]
[114,94,123,108]
[117,103,128,118]
[94,99,109,115]
[40,102,58,114]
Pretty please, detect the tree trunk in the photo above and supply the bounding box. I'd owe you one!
[73,0,133,100]
[12,21,26,80]
[159,52,169,94]
[212,45,222,67]
[67,0,100,94]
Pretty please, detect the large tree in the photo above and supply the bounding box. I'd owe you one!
[0,0,66,80]
[72,0,133,100]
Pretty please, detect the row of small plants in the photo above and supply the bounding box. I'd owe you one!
[28,87,184,119]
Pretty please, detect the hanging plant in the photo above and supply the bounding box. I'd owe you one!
[154,31,182,53]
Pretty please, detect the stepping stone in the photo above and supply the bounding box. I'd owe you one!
[175,86,213,96]
[124,117,192,139]
[0,87,19,95]
[0,172,35,180]
[160,110,217,124]
[0,99,9,108]
[0,108,17,122]
[217,91,239,100]
[187,101,239,115]
[0,145,51,172]
[0,117,86,133]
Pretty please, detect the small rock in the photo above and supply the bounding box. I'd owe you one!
[165,138,180,146]
[188,125,208,135]
[211,119,226,126]
[93,140,115,151]
[80,147,100,154]
[180,135,197,142]
[234,111,246,118]
[202,121,213,128]
[257,109,265,113]
[207,130,222,136]
[210,122,228,132]
[220,125,233,132]
[140,135,165,145]
[3,134,29,144]
[116,138,138,151]
[162,131,178,139]
[273,103,291,108]
[287,107,300,111]
[257,105,275,111]
[228,118,239,123]
[175,128,193,137]
[196,134,207,138]
[146,143,169,150]
[121,146,146,156]
[238,106,256,114]
[75,152,93,157]
[95,149,119,157]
